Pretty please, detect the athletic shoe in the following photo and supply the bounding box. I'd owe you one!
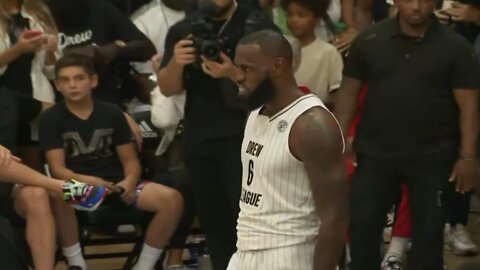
[382,255,404,270]
[449,224,478,256]
[63,179,107,211]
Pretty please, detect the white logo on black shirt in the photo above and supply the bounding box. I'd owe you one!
[59,30,93,51]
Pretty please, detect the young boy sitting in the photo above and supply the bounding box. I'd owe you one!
[39,53,184,270]
[282,0,343,107]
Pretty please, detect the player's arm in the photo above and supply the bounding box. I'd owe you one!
[45,149,116,189]
[290,107,349,270]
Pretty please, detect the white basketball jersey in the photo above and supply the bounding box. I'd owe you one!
[237,94,341,251]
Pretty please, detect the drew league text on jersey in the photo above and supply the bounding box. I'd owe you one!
[241,141,264,208]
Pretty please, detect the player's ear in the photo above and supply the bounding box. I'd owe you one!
[271,57,288,77]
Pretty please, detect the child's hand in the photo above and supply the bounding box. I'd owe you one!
[331,28,358,53]
[116,180,136,205]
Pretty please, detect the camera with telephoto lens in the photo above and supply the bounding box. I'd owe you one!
[189,13,224,63]
[187,0,228,63]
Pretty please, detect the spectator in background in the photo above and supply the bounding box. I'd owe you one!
[334,0,480,268]
[48,0,156,105]
[260,0,341,41]
[0,143,108,270]
[282,0,343,107]
[131,0,185,75]
[0,1,58,269]
[157,0,279,268]
[41,54,184,270]
[434,0,480,256]
[0,0,57,169]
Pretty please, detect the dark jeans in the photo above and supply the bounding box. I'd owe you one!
[350,152,456,270]
[186,137,242,270]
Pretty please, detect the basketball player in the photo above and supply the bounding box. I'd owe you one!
[206,30,349,270]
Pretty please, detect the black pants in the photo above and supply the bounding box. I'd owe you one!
[186,137,242,270]
[447,189,472,226]
[350,152,456,270]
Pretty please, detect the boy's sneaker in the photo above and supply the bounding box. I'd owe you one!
[63,179,107,211]
[382,255,404,270]
[449,224,478,256]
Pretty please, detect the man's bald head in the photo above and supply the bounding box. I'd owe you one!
[238,30,294,67]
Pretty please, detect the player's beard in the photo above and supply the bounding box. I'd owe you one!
[243,75,276,111]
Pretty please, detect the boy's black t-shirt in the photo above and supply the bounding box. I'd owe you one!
[39,100,133,181]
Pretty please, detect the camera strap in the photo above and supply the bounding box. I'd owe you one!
[217,1,238,37]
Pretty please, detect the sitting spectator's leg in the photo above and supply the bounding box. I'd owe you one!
[51,196,87,270]
[133,182,183,270]
[165,187,195,268]
[13,185,56,270]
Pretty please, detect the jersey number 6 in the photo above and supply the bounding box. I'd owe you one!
[247,160,254,186]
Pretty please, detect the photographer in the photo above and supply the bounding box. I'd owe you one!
[157,1,278,269]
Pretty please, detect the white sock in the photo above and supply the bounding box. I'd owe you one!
[383,236,409,263]
[62,243,87,270]
[132,243,163,270]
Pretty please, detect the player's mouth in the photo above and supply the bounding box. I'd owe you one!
[238,86,249,97]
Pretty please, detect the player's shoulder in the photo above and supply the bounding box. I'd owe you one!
[295,106,334,127]
[289,105,342,159]
[291,105,341,142]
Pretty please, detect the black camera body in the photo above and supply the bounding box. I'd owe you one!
[189,13,225,63]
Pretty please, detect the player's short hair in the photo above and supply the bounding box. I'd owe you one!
[239,30,293,66]
[55,53,96,77]
[280,0,328,18]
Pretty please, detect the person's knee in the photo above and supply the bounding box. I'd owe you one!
[161,187,184,213]
[16,187,51,214]
[140,184,184,214]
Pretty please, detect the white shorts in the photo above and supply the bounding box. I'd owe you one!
[227,242,315,270]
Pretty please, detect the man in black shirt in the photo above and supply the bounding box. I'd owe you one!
[48,0,156,105]
[334,0,480,268]
[40,54,183,270]
[157,1,278,269]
